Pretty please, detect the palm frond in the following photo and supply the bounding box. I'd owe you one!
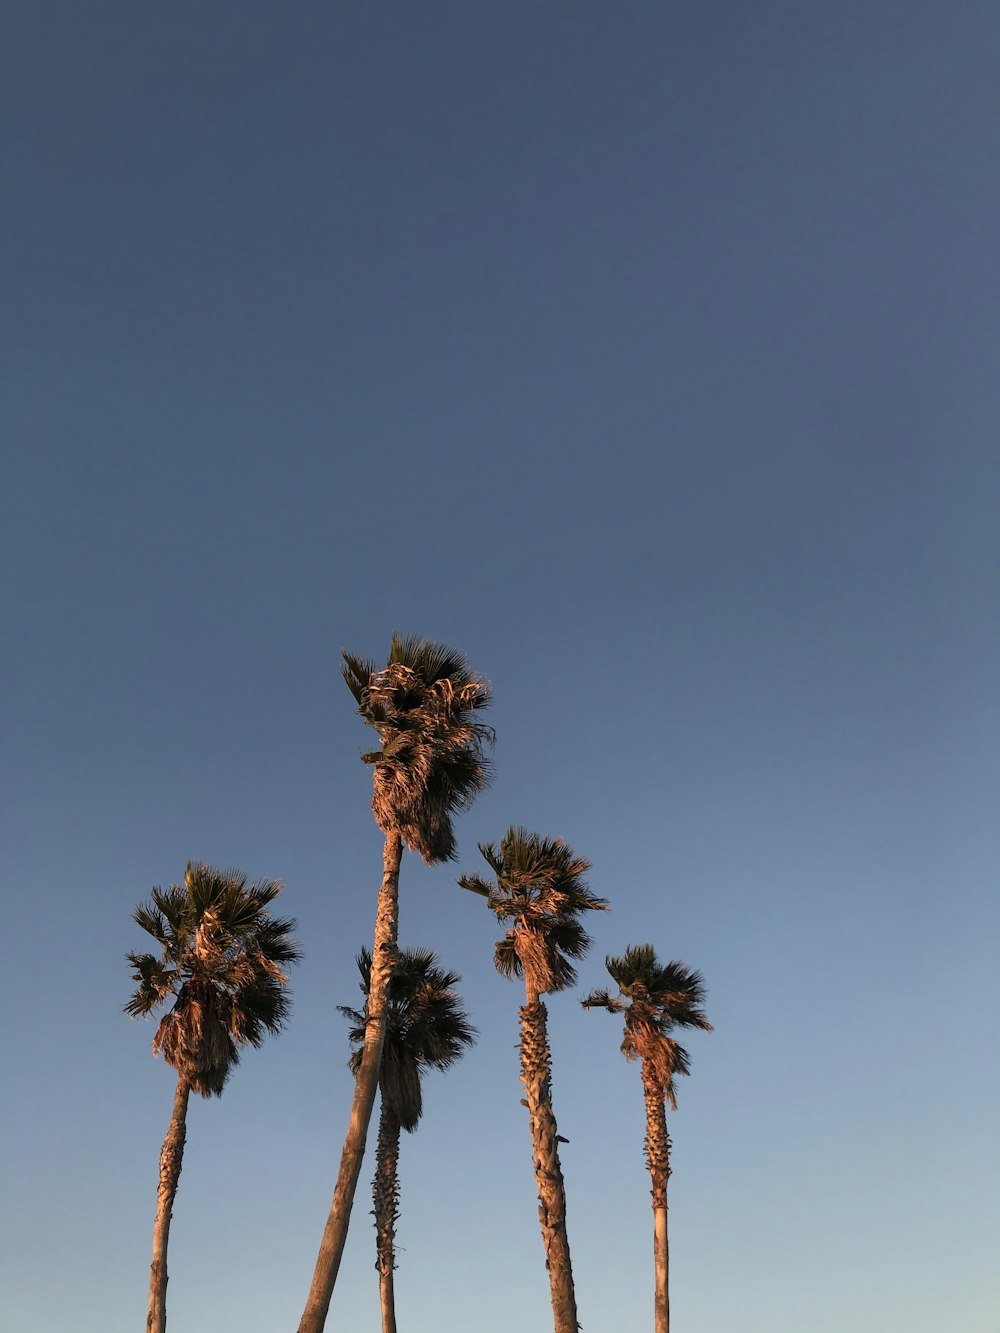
[459,826,605,996]
[457,873,493,898]
[342,650,378,706]
[132,903,172,948]
[387,634,484,693]
[341,944,475,1128]
[580,988,626,1014]
[494,934,522,981]
[125,863,300,1098]
[593,943,711,1094]
[124,953,177,1016]
[546,917,592,962]
[346,637,493,865]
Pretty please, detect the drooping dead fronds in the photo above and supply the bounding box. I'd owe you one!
[354,655,498,863]
[153,981,237,1097]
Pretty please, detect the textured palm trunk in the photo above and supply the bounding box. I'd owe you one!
[519,992,579,1333]
[298,831,403,1333]
[642,1064,671,1333]
[373,1102,401,1333]
[147,1077,190,1333]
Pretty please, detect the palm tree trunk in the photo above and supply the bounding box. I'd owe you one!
[373,1102,401,1333]
[298,831,403,1333]
[147,1077,190,1333]
[642,1064,671,1333]
[519,992,579,1333]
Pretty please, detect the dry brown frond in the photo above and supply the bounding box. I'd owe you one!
[515,924,558,997]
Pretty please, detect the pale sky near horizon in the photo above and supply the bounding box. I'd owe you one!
[2,4,998,1331]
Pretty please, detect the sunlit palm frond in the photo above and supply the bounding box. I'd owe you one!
[459,826,606,996]
[343,637,493,864]
[125,862,300,1098]
[580,987,626,1014]
[590,943,711,1108]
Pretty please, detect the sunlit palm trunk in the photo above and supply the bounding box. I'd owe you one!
[642,1064,671,1333]
[373,1102,401,1333]
[519,993,579,1333]
[298,831,403,1333]
[147,1077,190,1333]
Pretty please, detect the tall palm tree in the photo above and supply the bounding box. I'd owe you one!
[299,635,492,1333]
[582,946,711,1333]
[125,862,300,1333]
[459,827,608,1333]
[340,947,476,1333]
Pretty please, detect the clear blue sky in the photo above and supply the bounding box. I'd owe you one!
[2,4,997,1331]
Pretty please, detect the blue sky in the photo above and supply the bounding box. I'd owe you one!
[2,3,998,1331]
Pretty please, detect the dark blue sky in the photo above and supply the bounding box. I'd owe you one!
[2,4,998,1331]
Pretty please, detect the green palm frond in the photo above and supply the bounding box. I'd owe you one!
[342,945,476,1131]
[125,862,300,1098]
[132,903,171,948]
[342,651,379,706]
[605,943,659,989]
[386,634,482,690]
[124,953,177,1016]
[546,916,592,960]
[580,988,626,1014]
[457,872,493,898]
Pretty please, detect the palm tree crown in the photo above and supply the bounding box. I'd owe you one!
[342,633,494,864]
[582,945,711,1107]
[340,947,477,1131]
[459,826,608,996]
[125,862,301,1096]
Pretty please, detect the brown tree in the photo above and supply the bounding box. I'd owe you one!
[125,863,299,1333]
[298,635,492,1333]
[341,947,476,1333]
[460,827,607,1333]
[583,946,711,1333]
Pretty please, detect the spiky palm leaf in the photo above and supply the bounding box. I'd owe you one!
[125,862,301,1097]
[342,634,494,864]
[340,946,476,1132]
[582,945,711,1108]
[459,826,608,996]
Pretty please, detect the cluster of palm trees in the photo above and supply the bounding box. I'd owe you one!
[127,634,712,1333]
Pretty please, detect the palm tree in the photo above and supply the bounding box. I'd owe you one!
[125,862,300,1333]
[340,947,476,1333]
[299,635,492,1333]
[459,827,608,1333]
[582,946,711,1333]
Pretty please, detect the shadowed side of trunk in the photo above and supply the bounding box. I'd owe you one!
[642,1063,671,1333]
[519,996,578,1333]
[147,1077,190,1333]
[373,1101,401,1333]
[298,831,403,1333]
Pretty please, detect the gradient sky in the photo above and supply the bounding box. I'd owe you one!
[2,4,998,1331]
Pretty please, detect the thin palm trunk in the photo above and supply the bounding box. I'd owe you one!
[642,1064,671,1333]
[373,1101,401,1333]
[298,831,403,1333]
[147,1077,190,1333]
[519,991,578,1333]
